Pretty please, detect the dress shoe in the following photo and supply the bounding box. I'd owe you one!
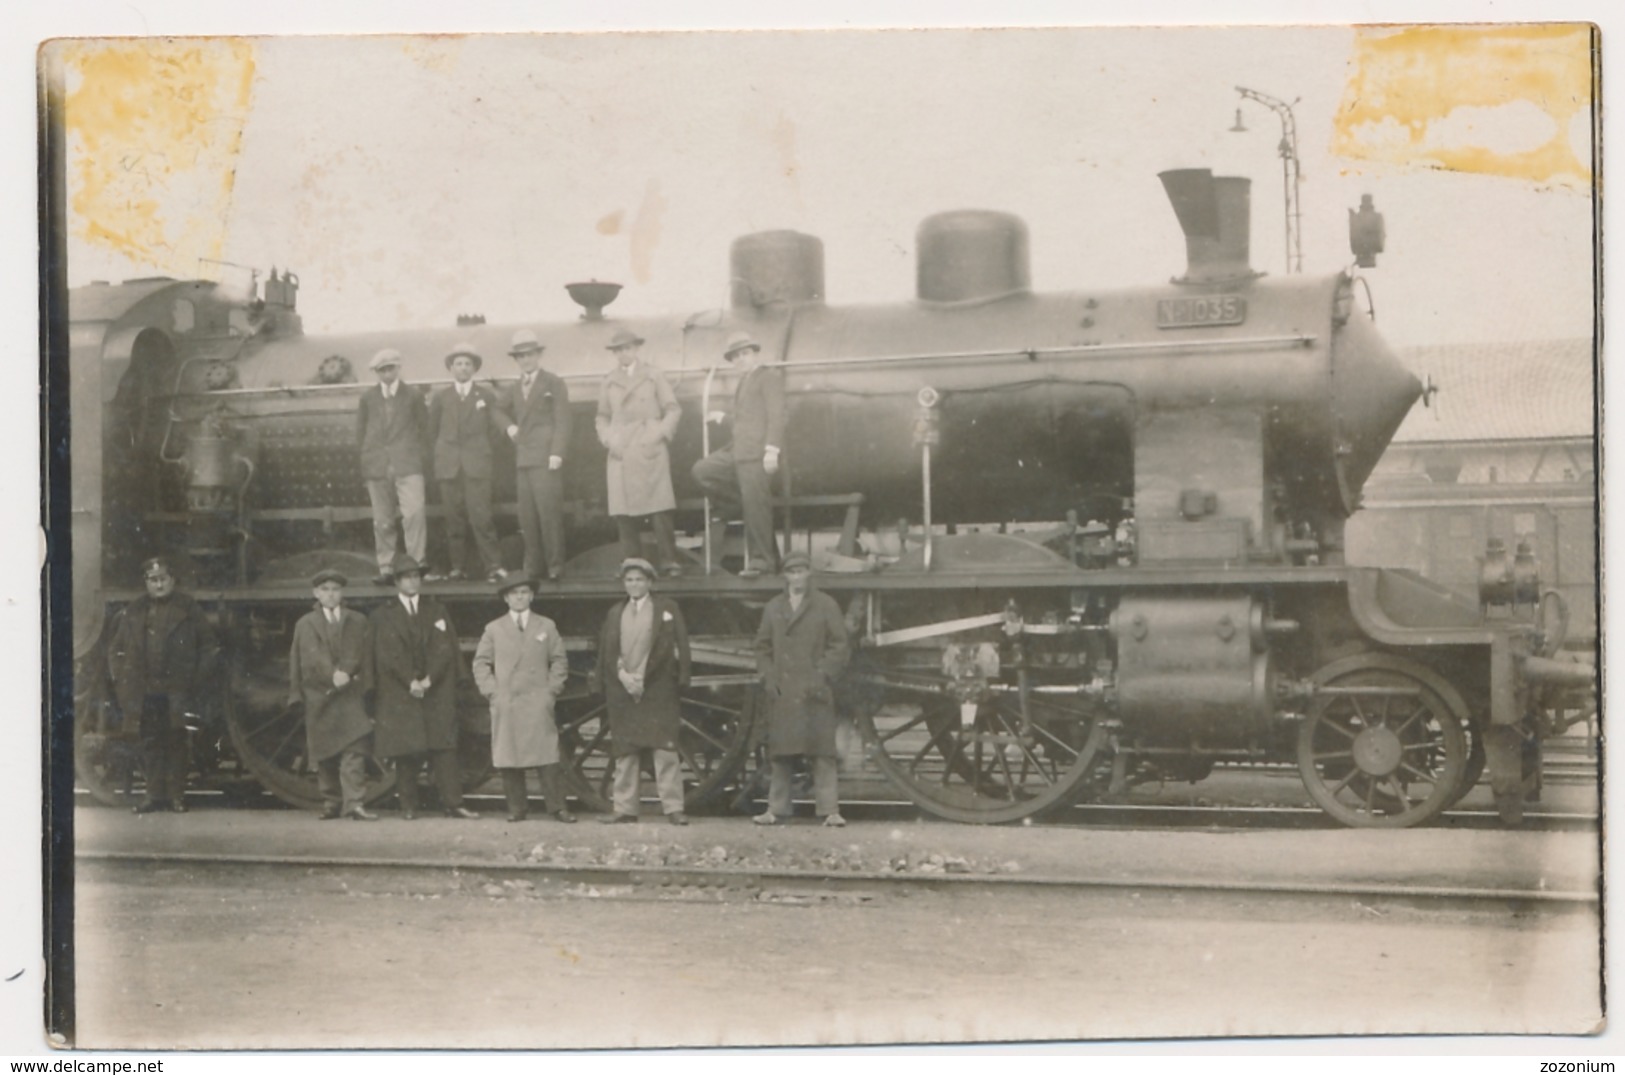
[372,573,395,587]
[662,563,683,578]
[346,806,380,821]
[318,804,342,820]
[399,809,417,821]
[667,812,690,826]
[488,568,509,583]
[424,570,446,583]
[553,810,578,824]
[132,800,167,815]
[169,801,189,814]
[738,567,762,580]
[505,811,528,823]
[448,569,468,581]
[445,806,480,820]
[599,813,638,825]
[822,813,847,828]
[751,811,779,826]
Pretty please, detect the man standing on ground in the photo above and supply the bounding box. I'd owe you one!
[369,554,478,820]
[692,332,785,578]
[596,329,683,576]
[472,576,576,823]
[357,348,429,586]
[105,556,217,814]
[752,551,850,827]
[500,330,571,582]
[428,342,507,583]
[592,558,692,826]
[288,569,377,820]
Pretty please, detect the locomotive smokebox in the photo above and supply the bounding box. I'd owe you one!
[916,210,1031,304]
[730,230,825,309]
[1159,168,1255,283]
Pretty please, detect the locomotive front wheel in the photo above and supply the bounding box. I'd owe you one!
[858,683,1107,824]
[73,651,144,807]
[556,684,755,814]
[1297,654,1469,828]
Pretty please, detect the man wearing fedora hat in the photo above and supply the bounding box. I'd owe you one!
[596,328,683,576]
[472,574,575,823]
[369,554,478,820]
[752,551,851,826]
[590,557,693,825]
[288,568,377,820]
[499,329,571,582]
[692,331,785,578]
[358,348,429,586]
[428,342,506,583]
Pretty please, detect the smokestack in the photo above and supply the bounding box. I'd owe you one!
[1158,168,1257,283]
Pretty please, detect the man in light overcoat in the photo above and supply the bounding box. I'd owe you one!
[595,329,682,576]
[369,554,477,820]
[590,557,692,825]
[288,568,377,820]
[752,551,851,826]
[472,576,576,823]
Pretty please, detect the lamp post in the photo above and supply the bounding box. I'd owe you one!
[1231,86,1303,274]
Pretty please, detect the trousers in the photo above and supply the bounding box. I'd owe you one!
[440,476,501,575]
[515,466,565,579]
[611,748,685,816]
[766,754,839,818]
[395,748,463,811]
[138,694,188,805]
[366,473,426,571]
[317,748,369,811]
[614,513,679,572]
[500,763,568,818]
[692,449,779,571]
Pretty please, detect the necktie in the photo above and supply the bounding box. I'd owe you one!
[458,385,469,401]
[408,597,418,618]
[522,374,535,400]
[515,612,527,632]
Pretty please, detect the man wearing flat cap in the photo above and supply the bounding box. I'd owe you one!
[472,575,575,823]
[428,343,506,583]
[752,551,851,827]
[105,556,218,814]
[692,331,785,578]
[358,348,430,586]
[369,554,477,820]
[595,329,683,576]
[499,330,571,582]
[288,568,377,820]
[591,557,693,825]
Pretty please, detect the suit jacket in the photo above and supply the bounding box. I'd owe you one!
[472,612,569,768]
[498,369,572,470]
[357,383,429,480]
[729,365,786,462]
[288,606,374,762]
[105,592,217,728]
[428,382,504,481]
[590,595,691,755]
[369,595,462,757]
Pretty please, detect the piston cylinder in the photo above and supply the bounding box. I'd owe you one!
[1111,594,1275,741]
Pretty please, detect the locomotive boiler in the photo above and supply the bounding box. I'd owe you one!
[67,166,1593,827]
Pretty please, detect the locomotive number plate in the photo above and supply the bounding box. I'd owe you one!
[1156,295,1247,328]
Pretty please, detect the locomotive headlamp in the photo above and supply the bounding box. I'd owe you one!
[1349,194,1385,268]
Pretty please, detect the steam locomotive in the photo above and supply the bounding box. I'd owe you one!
[67,166,1593,827]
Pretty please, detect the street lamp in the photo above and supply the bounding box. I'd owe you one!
[1230,86,1302,274]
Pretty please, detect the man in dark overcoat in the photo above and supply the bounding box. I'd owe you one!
[427,342,507,583]
[472,576,576,823]
[692,331,786,578]
[590,557,692,825]
[369,555,477,820]
[105,556,218,813]
[498,329,571,582]
[288,568,377,820]
[752,551,851,826]
[357,348,430,585]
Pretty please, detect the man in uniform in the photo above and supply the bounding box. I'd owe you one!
[751,551,851,826]
[427,342,507,583]
[288,568,377,820]
[357,348,429,586]
[499,330,571,582]
[595,329,683,576]
[105,557,217,814]
[369,554,478,820]
[692,331,785,578]
[591,558,692,825]
[472,576,576,823]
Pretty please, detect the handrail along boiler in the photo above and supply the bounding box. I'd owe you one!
[67,167,1593,827]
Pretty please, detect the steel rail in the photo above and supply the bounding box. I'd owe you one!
[77,848,1596,907]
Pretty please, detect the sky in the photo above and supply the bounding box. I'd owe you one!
[53,23,1596,354]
